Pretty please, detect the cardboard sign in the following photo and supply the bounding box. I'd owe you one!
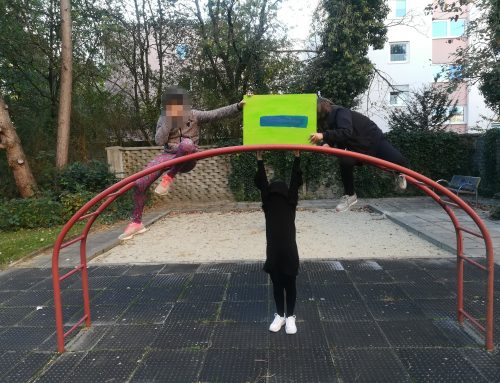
[243,94,317,145]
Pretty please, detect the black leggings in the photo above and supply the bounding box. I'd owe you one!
[340,138,409,196]
[270,272,297,317]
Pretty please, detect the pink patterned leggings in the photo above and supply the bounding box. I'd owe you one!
[131,139,197,223]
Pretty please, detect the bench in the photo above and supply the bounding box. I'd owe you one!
[436,175,481,205]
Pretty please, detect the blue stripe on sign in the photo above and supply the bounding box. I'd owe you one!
[260,115,308,128]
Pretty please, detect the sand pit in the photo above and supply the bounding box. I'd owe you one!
[92,207,450,264]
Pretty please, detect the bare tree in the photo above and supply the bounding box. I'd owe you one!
[0,97,38,197]
[56,0,73,168]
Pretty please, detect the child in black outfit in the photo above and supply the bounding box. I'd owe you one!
[255,150,302,334]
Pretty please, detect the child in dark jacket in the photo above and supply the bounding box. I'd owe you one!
[255,150,302,334]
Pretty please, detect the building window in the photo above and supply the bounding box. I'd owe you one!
[490,122,500,129]
[389,85,409,106]
[432,19,465,38]
[448,106,465,124]
[450,19,465,37]
[395,0,406,17]
[390,42,408,62]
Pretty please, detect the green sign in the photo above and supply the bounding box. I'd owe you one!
[243,94,317,145]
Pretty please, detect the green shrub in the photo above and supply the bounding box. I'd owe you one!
[0,197,64,230]
[490,206,500,220]
[481,128,500,197]
[57,160,117,193]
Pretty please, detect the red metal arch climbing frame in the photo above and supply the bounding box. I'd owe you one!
[52,145,495,352]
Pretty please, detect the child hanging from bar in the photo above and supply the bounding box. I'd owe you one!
[255,150,302,334]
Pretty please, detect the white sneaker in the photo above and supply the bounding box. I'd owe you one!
[269,313,286,332]
[285,315,297,334]
[395,174,407,191]
[335,194,357,212]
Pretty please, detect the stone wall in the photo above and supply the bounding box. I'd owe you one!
[105,146,234,202]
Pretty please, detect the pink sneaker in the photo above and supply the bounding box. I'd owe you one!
[154,174,174,195]
[118,222,146,240]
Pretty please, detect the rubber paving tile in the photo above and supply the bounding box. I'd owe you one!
[0,351,54,383]
[211,322,269,349]
[307,270,351,284]
[130,349,205,383]
[333,348,411,383]
[152,321,214,350]
[0,277,47,291]
[199,349,268,383]
[268,348,338,383]
[219,301,270,323]
[66,326,111,351]
[94,324,160,350]
[88,265,130,276]
[459,348,500,382]
[413,298,458,320]
[134,286,184,304]
[269,320,329,350]
[147,273,190,288]
[0,326,54,351]
[346,270,395,283]
[3,289,54,307]
[118,302,173,324]
[226,284,268,301]
[356,283,410,301]
[366,300,427,321]
[318,300,373,322]
[179,284,226,302]
[386,268,438,283]
[0,351,29,379]
[229,271,269,286]
[62,350,143,382]
[397,281,456,299]
[191,272,230,286]
[33,352,86,383]
[312,283,362,303]
[0,306,35,325]
[322,321,390,348]
[397,348,489,383]
[90,288,141,305]
[122,264,165,276]
[161,263,200,273]
[378,320,455,347]
[0,291,19,306]
[20,305,82,327]
[302,260,345,272]
[166,301,219,322]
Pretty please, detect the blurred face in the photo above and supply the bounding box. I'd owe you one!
[166,104,185,117]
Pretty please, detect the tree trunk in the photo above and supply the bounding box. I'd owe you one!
[56,0,73,168]
[0,97,38,198]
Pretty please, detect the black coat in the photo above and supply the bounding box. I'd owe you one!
[322,106,383,155]
[255,157,302,276]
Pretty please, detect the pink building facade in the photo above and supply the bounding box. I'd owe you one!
[359,0,496,133]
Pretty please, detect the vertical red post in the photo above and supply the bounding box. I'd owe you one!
[80,240,92,327]
[456,228,464,323]
[486,239,495,351]
[52,250,66,353]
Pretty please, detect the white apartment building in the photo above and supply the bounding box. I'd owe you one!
[357,0,497,133]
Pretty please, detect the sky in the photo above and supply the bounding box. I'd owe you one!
[276,0,320,49]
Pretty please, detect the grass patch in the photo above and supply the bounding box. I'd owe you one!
[0,223,86,268]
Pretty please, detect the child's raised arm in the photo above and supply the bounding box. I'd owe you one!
[288,151,303,205]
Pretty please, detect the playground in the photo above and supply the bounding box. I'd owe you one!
[0,211,499,381]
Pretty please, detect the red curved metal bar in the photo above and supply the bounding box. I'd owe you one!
[52,144,495,352]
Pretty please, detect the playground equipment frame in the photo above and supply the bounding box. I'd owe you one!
[51,144,495,352]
